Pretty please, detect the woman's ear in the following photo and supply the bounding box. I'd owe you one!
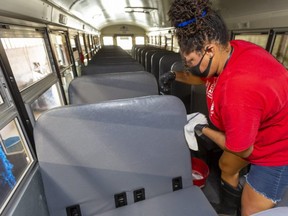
[205,45,215,58]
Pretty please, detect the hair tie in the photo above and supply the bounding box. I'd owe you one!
[176,10,207,28]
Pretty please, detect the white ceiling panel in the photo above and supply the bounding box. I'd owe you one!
[47,0,288,31]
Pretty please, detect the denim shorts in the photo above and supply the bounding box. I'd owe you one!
[245,164,288,203]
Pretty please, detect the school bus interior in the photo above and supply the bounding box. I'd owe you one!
[0,0,287,216]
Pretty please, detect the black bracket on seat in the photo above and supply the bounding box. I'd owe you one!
[133,188,145,202]
[66,204,82,216]
[172,176,183,191]
[114,192,127,208]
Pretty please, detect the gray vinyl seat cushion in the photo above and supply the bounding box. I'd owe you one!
[34,95,216,216]
[82,63,145,75]
[68,71,159,104]
[251,207,288,216]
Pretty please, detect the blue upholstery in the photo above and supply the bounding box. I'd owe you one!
[68,71,159,104]
[34,95,216,216]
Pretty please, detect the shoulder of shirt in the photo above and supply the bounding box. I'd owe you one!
[230,40,265,53]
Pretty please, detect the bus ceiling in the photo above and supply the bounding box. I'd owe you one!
[47,0,288,30]
[0,0,288,32]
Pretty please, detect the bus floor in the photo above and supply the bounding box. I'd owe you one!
[192,148,288,216]
[191,148,222,205]
[191,148,247,207]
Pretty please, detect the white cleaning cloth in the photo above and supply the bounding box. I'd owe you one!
[184,112,208,151]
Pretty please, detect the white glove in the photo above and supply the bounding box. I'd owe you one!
[184,112,208,151]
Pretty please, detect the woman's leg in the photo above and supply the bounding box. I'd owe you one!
[215,151,250,215]
[241,165,288,216]
[241,183,275,216]
[219,151,249,187]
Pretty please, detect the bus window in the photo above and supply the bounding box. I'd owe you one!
[234,34,268,48]
[85,34,92,60]
[50,34,71,70]
[135,36,145,45]
[1,38,53,91]
[149,36,154,45]
[116,36,132,50]
[155,36,159,46]
[166,35,172,51]
[160,36,166,48]
[272,33,288,68]
[70,37,79,61]
[79,34,88,65]
[93,36,100,53]
[50,33,74,100]
[172,35,179,52]
[0,93,3,105]
[0,118,33,213]
[103,36,114,45]
[30,84,62,120]
[79,34,86,55]
[69,35,82,76]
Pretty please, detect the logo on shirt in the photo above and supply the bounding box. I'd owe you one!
[210,101,215,117]
[206,77,218,118]
[206,78,218,99]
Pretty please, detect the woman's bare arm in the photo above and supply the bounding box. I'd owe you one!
[175,71,205,85]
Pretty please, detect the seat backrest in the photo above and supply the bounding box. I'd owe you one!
[159,58,192,112]
[34,95,193,216]
[68,71,159,104]
[190,84,208,116]
[158,53,182,80]
[150,51,172,81]
[140,47,157,67]
[145,49,163,72]
[82,63,145,75]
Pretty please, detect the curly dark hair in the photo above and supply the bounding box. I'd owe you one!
[168,0,229,55]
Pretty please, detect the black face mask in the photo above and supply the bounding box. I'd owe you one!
[188,52,213,77]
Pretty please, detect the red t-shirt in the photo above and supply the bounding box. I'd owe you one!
[206,40,288,166]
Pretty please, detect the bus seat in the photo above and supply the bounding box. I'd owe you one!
[95,186,217,216]
[82,63,145,75]
[83,46,145,75]
[140,47,158,67]
[131,45,145,60]
[251,207,288,216]
[34,95,217,216]
[145,50,170,73]
[159,53,182,80]
[160,57,192,112]
[276,188,288,208]
[68,71,159,104]
[150,51,172,82]
[190,84,208,116]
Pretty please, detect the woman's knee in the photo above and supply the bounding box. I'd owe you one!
[218,154,230,172]
[219,151,249,174]
[218,153,238,175]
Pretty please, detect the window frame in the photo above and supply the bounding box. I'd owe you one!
[0,25,65,127]
[0,65,36,214]
[231,29,270,49]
